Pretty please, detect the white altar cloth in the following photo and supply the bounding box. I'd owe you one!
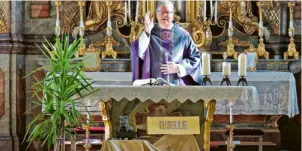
[81,85,258,114]
[84,72,299,117]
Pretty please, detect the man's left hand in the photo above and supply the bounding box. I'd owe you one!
[160,62,179,74]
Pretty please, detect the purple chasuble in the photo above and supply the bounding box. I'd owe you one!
[131,23,202,85]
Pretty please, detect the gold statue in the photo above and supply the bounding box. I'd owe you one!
[85,1,124,31]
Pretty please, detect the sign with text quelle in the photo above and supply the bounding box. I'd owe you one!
[147,116,200,135]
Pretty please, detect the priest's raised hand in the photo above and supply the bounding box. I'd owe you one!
[144,11,154,35]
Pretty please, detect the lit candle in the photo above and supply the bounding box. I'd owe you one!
[214,0,218,23]
[222,62,231,76]
[238,53,247,77]
[203,0,207,21]
[128,0,131,21]
[124,1,127,24]
[201,53,211,76]
[135,0,139,22]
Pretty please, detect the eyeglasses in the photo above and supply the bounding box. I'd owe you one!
[157,11,173,16]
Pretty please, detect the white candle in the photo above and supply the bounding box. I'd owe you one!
[229,10,232,29]
[222,62,231,76]
[290,20,294,29]
[201,53,211,76]
[238,53,247,77]
[56,19,60,27]
[135,0,139,22]
[230,105,233,124]
[128,0,131,21]
[124,1,127,24]
[210,0,213,19]
[87,112,90,124]
[214,0,218,23]
[203,0,207,21]
[258,20,263,37]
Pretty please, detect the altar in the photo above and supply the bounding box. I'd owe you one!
[83,85,259,151]
[84,71,299,117]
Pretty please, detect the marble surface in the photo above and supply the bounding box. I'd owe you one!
[0,54,11,135]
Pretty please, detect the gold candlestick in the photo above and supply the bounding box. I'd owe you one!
[77,0,85,58]
[226,125,236,151]
[224,5,238,59]
[284,2,299,60]
[54,1,62,37]
[83,123,91,151]
[256,1,269,59]
[100,2,118,59]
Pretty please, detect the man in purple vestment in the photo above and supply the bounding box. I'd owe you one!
[131,0,202,85]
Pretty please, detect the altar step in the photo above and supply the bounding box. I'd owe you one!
[210,141,278,151]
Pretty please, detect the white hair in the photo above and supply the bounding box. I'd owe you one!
[156,0,174,12]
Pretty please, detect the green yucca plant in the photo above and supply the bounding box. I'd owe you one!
[24,35,98,151]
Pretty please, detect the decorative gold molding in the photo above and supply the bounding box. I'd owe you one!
[284,37,299,60]
[218,37,251,47]
[203,100,216,151]
[99,100,112,140]
[223,37,238,59]
[0,20,7,33]
[185,20,206,48]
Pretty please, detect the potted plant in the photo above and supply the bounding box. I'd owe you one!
[24,36,97,151]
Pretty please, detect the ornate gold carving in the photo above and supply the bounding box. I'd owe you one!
[203,100,216,151]
[186,20,206,48]
[186,1,201,23]
[284,37,299,60]
[85,1,125,31]
[218,37,252,47]
[0,20,6,33]
[218,1,258,35]
[223,37,238,59]
[129,21,144,44]
[226,125,236,151]
[99,101,112,140]
[61,1,80,34]
[82,122,91,150]
[89,36,120,59]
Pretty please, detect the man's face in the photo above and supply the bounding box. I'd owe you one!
[156,4,174,29]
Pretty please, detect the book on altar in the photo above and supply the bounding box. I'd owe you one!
[132,78,175,86]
